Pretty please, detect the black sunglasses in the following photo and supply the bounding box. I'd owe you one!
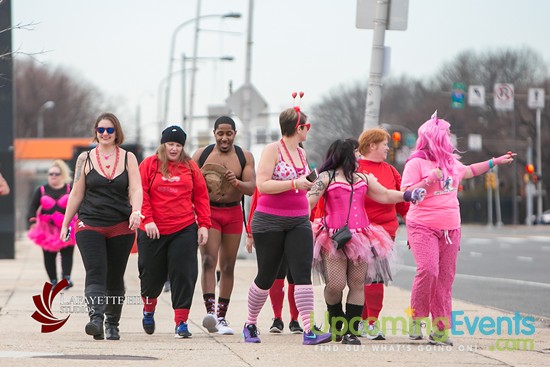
[97,127,115,134]
[48,172,61,177]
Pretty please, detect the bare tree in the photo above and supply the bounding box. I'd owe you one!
[14,57,114,138]
[309,46,550,222]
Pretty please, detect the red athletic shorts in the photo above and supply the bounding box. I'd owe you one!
[210,203,244,235]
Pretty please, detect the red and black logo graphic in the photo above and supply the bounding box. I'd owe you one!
[31,279,71,333]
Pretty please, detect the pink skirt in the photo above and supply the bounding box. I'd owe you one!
[312,219,396,284]
[28,212,76,252]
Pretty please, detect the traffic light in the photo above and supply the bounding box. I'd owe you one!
[526,164,535,174]
[391,131,402,149]
[485,172,496,190]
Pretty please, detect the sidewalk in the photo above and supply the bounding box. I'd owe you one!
[0,236,549,367]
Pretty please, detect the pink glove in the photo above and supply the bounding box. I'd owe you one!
[493,152,515,166]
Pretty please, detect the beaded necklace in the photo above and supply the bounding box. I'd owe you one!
[95,146,120,182]
[279,138,305,172]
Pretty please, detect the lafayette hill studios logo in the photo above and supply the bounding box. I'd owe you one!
[31,279,70,332]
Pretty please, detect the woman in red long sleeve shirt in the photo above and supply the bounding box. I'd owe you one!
[357,128,410,340]
[137,126,211,339]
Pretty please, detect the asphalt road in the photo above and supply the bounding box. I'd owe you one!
[392,225,550,319]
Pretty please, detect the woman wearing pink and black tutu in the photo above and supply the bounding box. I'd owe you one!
[307,139,425,345]
[28,159,77,288]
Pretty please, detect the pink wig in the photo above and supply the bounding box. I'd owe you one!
[406,111,461,181]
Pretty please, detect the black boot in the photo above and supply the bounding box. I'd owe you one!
[105,293,124,340]
[326,302,346,341]
[85,286,105,340]
[342,303,363,345]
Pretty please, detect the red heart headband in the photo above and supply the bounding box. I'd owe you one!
[292,91,304,129]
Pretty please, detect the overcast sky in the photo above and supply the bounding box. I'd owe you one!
[12,0,550,144]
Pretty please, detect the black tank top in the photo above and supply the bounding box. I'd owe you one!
[78,151,132,226]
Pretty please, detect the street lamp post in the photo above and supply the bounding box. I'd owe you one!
[162,12,241,127]
[37,100,55,138]
[181,53,234,134]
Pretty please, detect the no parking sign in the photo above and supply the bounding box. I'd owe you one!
[494,83,514,111]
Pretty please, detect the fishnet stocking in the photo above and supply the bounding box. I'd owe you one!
[322,252,368,306]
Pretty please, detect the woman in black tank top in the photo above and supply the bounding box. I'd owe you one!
[60,112,143,341]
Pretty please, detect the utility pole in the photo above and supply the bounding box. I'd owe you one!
[363,0,388,130]
[187,0,202,137]
[242,0,254,150]
[0,0,15,258]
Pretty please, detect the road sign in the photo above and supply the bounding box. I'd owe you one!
[468,134,482,152]
[356,0,409,30]
[528,88,545,109]
[226,84,268,119]
[451,82,465,109]
[494,83,514,111]
[468,85,485,107]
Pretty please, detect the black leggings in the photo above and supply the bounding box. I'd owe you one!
[76,230,135,298]
[138,224,198,309]
[252,226,313,290]
[43,246,74,280]
[276,257,294,283]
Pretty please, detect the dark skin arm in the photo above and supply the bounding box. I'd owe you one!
[224,150,256,196]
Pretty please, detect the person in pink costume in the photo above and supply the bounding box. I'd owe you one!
[27,160,77,288]
[0,172,9,195]
[307,139,425,345]
[401,111,514,346]
[356,128,410,340]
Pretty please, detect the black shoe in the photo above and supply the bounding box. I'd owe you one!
[269,318,284,333]
[342,333,361,345]
[85,317,104,340]
[289,320,303,334]
[64,278,74,290]
[105,325,120,340]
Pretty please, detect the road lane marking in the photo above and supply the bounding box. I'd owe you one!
[469,251,483,258]
[516,256,533,262]
[401,265,550,289]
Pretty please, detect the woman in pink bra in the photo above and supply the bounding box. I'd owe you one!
[307,139,425,345]
[28,160,76,288]
[243,101,332,346]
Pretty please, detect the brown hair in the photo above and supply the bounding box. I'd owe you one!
[279,108,309,137]
[93,112,125,146]
[358,128,390,155]
[155,144,192,178]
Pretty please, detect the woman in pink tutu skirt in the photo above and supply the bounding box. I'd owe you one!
[28,159,77,288]
[307,139,425,345]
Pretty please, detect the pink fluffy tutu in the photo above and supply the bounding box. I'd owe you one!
[312,219,396,284]
[28,212,76,252]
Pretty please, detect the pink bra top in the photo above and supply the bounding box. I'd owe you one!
[272,148,308,181]
[40,185,70,210]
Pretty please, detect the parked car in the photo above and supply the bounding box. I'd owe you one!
[537,210,550,224]
[533,209,550,225]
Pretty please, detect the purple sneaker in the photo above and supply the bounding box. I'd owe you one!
[243,323,261,343]
[303,326,332,345]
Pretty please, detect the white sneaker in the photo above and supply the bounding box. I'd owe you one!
[202,313,218,333]
[358,320,367,337]
[366,324,386,340]
[216,318,234,335]
[409,320,424,340]
[428,331,453,346]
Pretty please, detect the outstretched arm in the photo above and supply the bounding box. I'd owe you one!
[464,152,515,179]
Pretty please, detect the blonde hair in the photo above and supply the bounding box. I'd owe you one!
[358,128,391,155]
[50,159,72,184]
